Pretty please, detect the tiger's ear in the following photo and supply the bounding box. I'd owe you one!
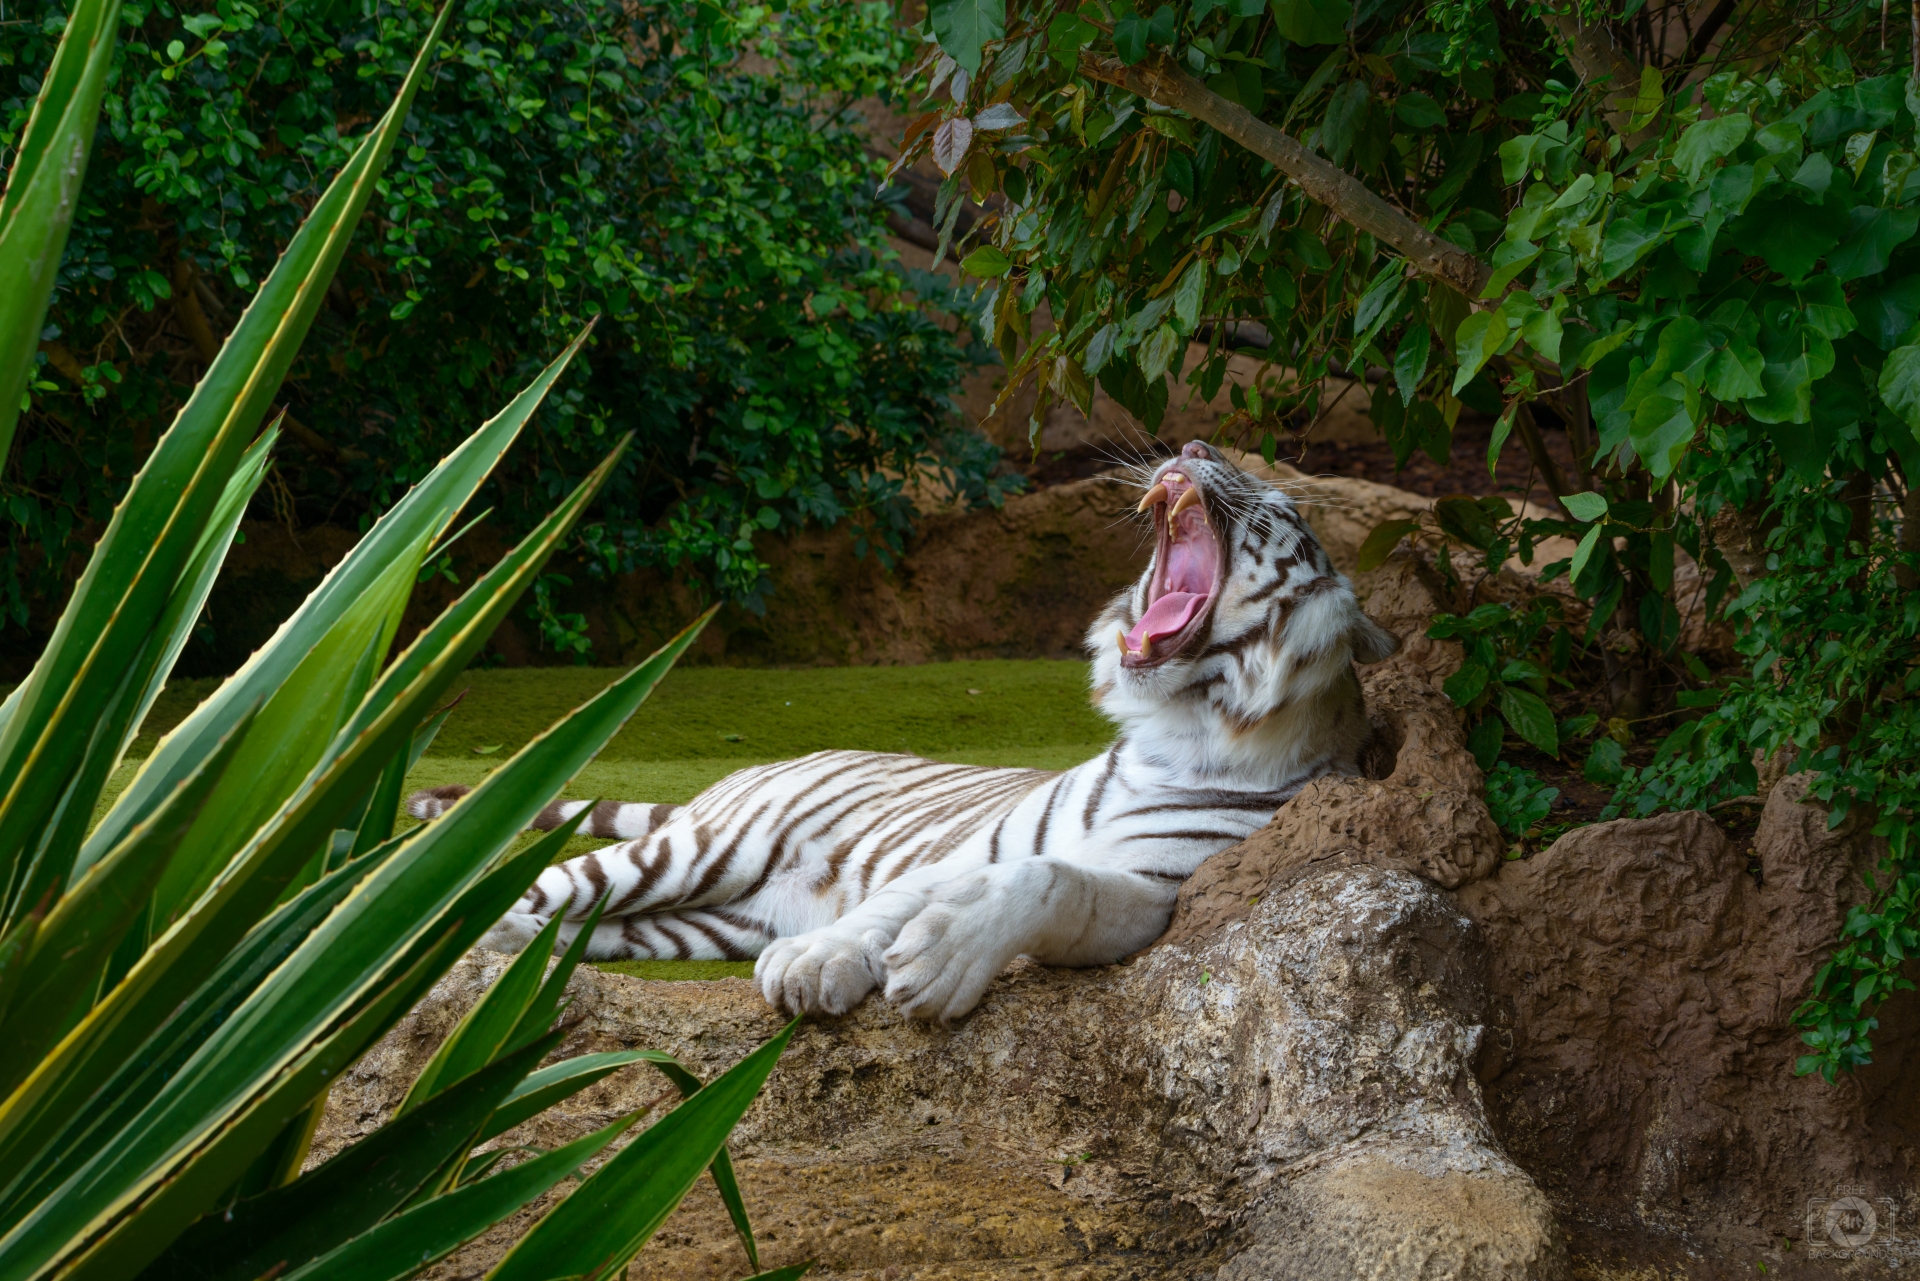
[1350,613,1402,665]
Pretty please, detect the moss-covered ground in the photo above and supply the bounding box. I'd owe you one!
[92,659,1111,980]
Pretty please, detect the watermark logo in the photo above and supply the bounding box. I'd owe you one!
[1807,1187,1901,1258]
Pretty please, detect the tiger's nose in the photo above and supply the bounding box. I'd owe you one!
[1180,440,1216,461]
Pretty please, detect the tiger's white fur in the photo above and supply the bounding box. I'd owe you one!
[408,442,1400,1020]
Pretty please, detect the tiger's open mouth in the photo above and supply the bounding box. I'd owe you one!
[1120,467,1225,668]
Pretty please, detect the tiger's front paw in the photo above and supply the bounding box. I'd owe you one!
[882,874,1025,1023]
[755,927,887,1016]
[478,910,546,955]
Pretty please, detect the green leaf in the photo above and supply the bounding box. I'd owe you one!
[275,1112,642,1281]
[1673,113,1750,184]
[1433,495,1498,550]
[42,942,446,1281]
[1351,263,1404,355]
[1578,322,1637,370]
[77,322,596,901]
[1321,81,1370,167]
[1561,491,1608,523]
[1879,342,1920,428]
[1467,716,1503,771]
[1518,301,1563,363]
[1746,352,1813,424]
[1704,341,1765,401]
[1597,214,1663,282]
[400,849,589,1115]
[0,703,253,1099]
[1485,404,1516,477]
[1852,275,1920,350]
[928,0,1004,73]
[478,1050,657,1145]
[486,1020,801,1281]
[1830,206,1920,282]
[1442,663,1491,707]
[503,890,608,1056]
[1628,385,1697,481]
[1356,519,1420,573]
[1498,135,1542,187]
[140,1032,565,1281]
[0,0,122,465]
[146,525,426,938]
[1138,323,1182,384]
[1569,523,1604,582]
[1395,92,1446,131]
[0,831,409,1228]
[1796,275,1857,340]
[1172,257,1209,333]
[1451,311,1507,393]
[1046,12,1095,61]
[960,245,1011,278]
[1497,685,1559,756]
[1583,737,1626,785]
[1727,195,1846,282]
[1268,0,1347,46]
[1393,324,1430,404]
[1625,64,1664,130]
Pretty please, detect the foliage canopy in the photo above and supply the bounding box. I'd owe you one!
[2,0,1009,636]
[911,0,1920,1078]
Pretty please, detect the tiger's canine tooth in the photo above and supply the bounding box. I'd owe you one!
[1117,627,1132,654]
[1170,488,1203,521]
[1138,482,1168,512]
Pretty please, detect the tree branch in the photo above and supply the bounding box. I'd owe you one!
[1680,0,1742,70]
[1514,400,1572,504]
[1076,52,1493,299]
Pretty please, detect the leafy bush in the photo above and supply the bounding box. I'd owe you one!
[1485,761,1561,843]
[1426,596,1584,768]
[2,0,1009,632]
[905,0,1917,1077]
[0,11,794,1276]
[1607,482,1920,1078]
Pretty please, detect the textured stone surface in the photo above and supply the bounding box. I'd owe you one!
[1458,777,1920,1274]
[1159,664,1499,950]
[315,866,1562,1280]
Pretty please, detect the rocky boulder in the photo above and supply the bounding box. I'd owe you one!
[315,863,1564,1281]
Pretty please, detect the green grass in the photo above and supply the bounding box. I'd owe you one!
[86,659,1112,980]
[592,959,757,981]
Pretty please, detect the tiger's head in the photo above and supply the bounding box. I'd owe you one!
[1087,440,1401,782]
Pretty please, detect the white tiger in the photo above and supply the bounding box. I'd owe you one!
[408,441,1401,1021]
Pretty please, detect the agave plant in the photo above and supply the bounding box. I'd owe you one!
[0,5,798,1280]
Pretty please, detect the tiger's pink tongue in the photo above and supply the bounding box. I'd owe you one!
[1125,592,1205,649]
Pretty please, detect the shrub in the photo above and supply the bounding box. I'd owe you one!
[905,0,1918,1077]
[1,0,1010,633]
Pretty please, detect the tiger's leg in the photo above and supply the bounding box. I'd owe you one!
[755,857,968,1016]
[480,804,792,953]
[562,908,776,961]
[880,859,1181,1021]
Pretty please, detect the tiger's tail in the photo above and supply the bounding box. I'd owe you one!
[405,786,681,840]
